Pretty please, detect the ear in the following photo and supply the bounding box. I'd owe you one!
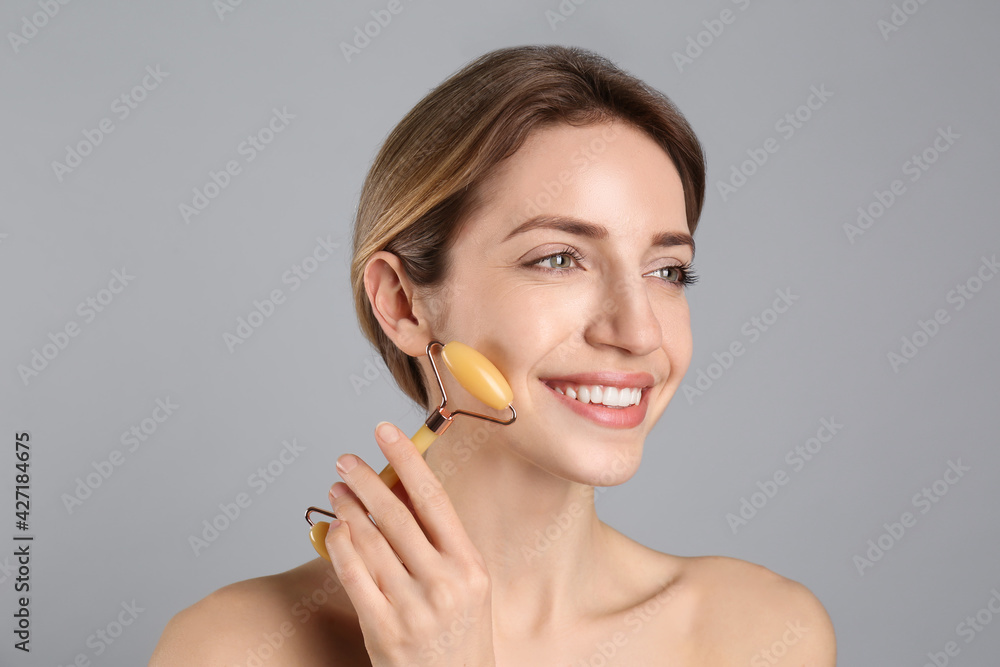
[363,250,433,358]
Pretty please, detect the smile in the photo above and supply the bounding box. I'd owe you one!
[540,379,649,429]
[545,381,642,407]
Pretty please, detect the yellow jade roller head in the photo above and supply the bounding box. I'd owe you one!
[305,340,516,562]
[439,341,513,411]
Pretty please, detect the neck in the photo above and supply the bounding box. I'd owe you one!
[422,419,616,640]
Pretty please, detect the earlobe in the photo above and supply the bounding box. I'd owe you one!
[364,251,431,357]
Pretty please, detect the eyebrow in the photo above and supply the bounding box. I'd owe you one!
[502,214,695,259]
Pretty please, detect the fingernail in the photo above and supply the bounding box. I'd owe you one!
[376,421,399,443]
[330,482,347,498]
[336,454,358,474]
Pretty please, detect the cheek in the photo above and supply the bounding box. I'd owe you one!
[485,283,582,340]
[660,305,693,369]
[468,284,588,389]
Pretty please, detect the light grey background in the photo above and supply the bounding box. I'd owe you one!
[2,1,998,665]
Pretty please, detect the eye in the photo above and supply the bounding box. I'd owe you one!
[647,262,699,289]
[526,248,699,290]
[528,247,585,272]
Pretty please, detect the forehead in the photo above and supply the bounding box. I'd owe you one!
[463,121,688,244]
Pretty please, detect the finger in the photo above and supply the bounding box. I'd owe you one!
[336,451,442,579]
[373,422,472,558]
[385,474,421,528]
[323,518,389,624]
[328,482,411,593]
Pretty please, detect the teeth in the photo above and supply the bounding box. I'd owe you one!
[547,382,643,408]
[613,388,631,407]
[602,386,618,407]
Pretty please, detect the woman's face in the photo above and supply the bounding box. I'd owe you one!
[416,120,694,486]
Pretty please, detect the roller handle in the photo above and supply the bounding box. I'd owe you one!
[377,423,438,490]
[310,424,440,563]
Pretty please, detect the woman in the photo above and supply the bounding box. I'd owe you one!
[151,45,836,665]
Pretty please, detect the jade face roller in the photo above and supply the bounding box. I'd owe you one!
[304,340,516,562]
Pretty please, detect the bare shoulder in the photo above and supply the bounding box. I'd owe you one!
[149,573,311,666]
[149,560,365,666]
[683,555,836,665]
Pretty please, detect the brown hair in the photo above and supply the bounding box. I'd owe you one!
[350,44,707,408]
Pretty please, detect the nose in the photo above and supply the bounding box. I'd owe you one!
[583,274,663,356]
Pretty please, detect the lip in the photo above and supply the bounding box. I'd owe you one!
[538,371,655,389]
[539,378,650,429]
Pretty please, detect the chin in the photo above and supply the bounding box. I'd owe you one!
[556,438,644,488]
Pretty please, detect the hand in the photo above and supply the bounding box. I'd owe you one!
[325,421,496,667]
